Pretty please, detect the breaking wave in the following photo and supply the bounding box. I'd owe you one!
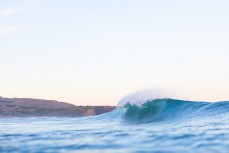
[119,99,229,124]
[104,90,228,124]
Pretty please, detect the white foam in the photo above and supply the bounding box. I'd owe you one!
[117,89,170,107]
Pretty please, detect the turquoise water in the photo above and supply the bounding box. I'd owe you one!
[1,99,229,153]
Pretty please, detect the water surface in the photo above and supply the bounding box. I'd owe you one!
[1,99,229,153]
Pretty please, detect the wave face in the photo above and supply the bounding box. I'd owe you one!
[118,99,229,124]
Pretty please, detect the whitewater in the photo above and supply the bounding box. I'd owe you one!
[1,93,229,152]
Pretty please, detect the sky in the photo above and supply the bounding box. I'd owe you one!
[0,0,229,106]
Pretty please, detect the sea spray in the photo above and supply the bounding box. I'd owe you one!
[117,89,172,107]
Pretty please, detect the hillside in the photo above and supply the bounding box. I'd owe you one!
[0,97,115,117]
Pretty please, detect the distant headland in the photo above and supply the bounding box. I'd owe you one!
[0,96,115,117]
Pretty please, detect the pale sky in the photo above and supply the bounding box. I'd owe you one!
[0,0,229,106]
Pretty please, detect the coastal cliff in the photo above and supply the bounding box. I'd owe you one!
[0,97,115,117]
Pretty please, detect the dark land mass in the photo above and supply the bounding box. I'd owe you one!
[0,96,115,117]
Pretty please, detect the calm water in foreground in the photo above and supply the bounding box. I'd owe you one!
[1,99,229,153]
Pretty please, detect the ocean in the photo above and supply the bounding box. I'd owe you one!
[1,99,229,153]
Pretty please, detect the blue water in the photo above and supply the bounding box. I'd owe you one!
[1,99,229,153]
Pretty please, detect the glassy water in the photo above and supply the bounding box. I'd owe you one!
[1,99,229,153]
